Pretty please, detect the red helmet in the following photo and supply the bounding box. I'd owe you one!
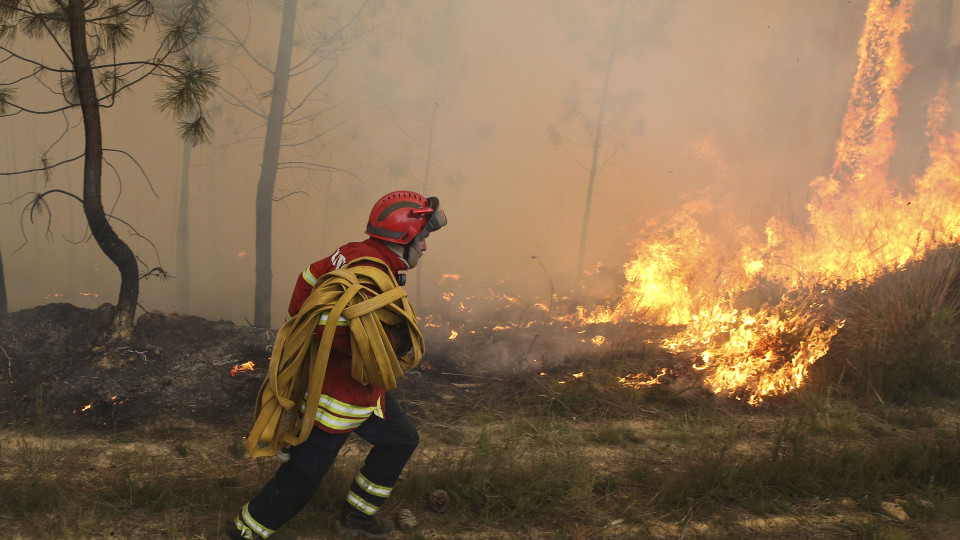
[366,190,447,244]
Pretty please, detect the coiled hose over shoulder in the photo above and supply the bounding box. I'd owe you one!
[245,258,423,458]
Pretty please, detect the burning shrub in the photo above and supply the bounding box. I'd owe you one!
[812,244,960,403]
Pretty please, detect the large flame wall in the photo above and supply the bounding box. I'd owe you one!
[584,0,960,404]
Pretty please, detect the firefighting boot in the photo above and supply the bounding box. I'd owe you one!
[223,519,263,540]
[336,508,394,538]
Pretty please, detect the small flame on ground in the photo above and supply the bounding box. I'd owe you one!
[74,395,123,414]
[448,330,459,340]
[231,361,256,377]
[619,368,670,389]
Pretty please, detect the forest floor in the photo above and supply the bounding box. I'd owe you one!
[2,303,960,539]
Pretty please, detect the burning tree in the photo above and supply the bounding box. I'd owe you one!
[0,0,217,336]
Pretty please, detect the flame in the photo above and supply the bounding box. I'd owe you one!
[230,361,256,377]
[577,0,957,405]
[74,396,124,414]
[418,1,946,408]
[619,368,670,389]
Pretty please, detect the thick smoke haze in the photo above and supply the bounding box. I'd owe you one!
[1,0,955,327]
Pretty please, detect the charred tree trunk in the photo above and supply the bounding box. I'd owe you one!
[177,140,192,313]
[253,0,298,328]
[68,0,139,334]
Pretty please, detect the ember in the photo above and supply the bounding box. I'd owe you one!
[230,361,256,377]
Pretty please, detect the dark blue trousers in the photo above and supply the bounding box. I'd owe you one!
[239,393,418,535]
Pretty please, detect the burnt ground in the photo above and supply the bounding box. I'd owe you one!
[0,302,569,431]
[0,303,273,430]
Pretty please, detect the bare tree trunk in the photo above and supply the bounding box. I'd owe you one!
[68,0,139,334]
[254,0,298,328]
[416,102,439,306]
[0,246,7,318]
[177,140,192,313]
[575,2,623,295]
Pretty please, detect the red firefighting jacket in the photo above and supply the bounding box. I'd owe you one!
[287,238,408,434]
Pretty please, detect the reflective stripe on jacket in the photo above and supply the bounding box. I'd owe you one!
[299,393,385,433]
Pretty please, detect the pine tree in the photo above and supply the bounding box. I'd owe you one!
[0,0,218,337]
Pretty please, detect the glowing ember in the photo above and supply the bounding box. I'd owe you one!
[448,330,459,340]
[591,335,605,346]
[231,361,256,377]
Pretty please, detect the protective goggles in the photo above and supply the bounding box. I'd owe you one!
[411,196,447,233]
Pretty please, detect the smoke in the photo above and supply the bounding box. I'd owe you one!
[2,0,956,331]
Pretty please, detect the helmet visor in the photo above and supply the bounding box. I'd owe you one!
[426,197,447,232]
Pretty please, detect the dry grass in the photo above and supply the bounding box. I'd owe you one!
[814,244,960,404]
[3,385,960,538]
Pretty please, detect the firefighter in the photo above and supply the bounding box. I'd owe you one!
[226,190,447,539]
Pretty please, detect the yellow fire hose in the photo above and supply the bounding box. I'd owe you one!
[245,257,423,458]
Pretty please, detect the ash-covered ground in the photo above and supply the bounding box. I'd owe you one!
[0,302,648,431]
[0,303,272,429]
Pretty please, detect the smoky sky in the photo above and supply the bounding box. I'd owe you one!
[2,0,956,327]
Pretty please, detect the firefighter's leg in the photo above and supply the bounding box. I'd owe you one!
[233,428,349,538]
[343,394,419,517]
